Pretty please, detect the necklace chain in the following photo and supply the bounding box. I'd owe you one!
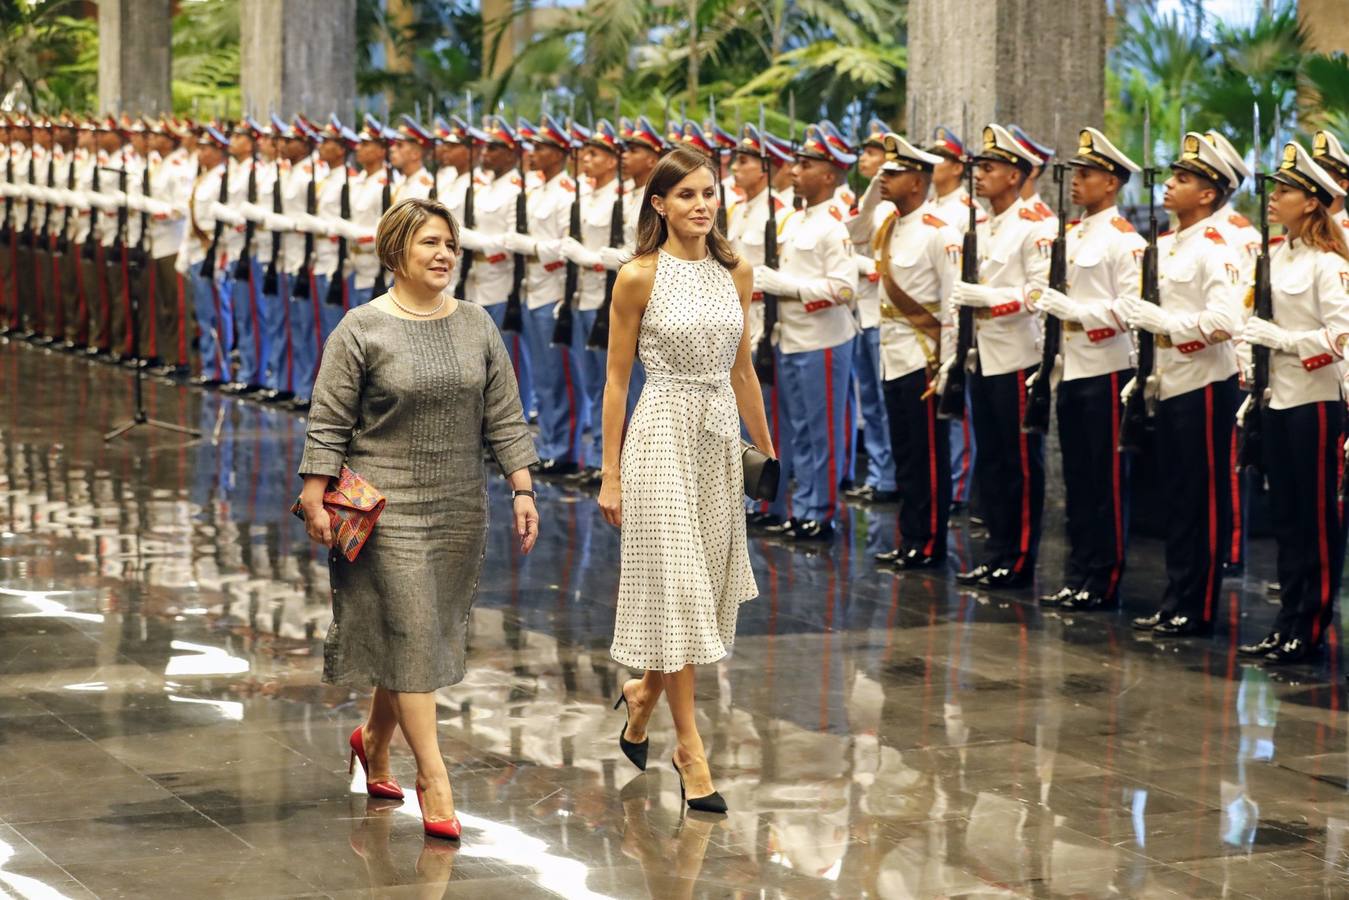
[389,288,446,318]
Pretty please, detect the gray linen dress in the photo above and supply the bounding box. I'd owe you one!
[298,301,538,692]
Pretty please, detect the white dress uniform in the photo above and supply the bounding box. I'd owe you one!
[434,164,457,204]
[727,185,786,350]
[143,143,193,366]
[1058,207,1144,382]
[1238,141,1349,660]
[334,165,388,292]
[460,167,522,310]
[932,185,985,235]
[391,165,434,205]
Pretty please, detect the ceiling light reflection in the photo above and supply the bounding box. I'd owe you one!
[168,694,244,721]
[164,640,250,676]
[1,588,102,623]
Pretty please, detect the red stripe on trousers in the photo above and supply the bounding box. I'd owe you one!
[923,393,938,558]
[1228,428,1241,562]
[562,351,577,458]
[1314,404,1331,642]
[175,272,187,366]
[824,348,838,517]
[1013,369,1032,573]
[1107,371,1124,597]
[95,244,109,350]
[248,264,261,370]
[208,274,226,380]
[1203,386,1217,622]
[74,251,87,342]
[309,271,323,360]
[282,275,294,392]
[341,276,350,312]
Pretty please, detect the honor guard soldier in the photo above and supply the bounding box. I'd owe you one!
[8,117,32,337]
[434,115,482,232]
[845,117,899,504]
[1204,129,1261,578]
[71,118,101,354]
[234,116,291,399]
[183,124,230,384]
[926,125,984,517]
[120,117,152,364]
[57,116,91,349]
[499,114,583,474]
[42,116,73,346]
[1123,132,1244,637]
[28,117,52,341]
[1031,128,1144,611]
[142,118,193,377]
[1009,124,1057,226]
[1237,142,1349,663]
[1312,130,1349,244]
[90,117,134,360]
[305,115,358,342]
[752,124,860,540]
[818,120,857,211]
[329,114,395,311]
[728,122,794,526]
[559,118,627,478]
[866,133,960,568]
[950,124,1052,588]
[212,119,266,393]
[459,115,524,328]
[391,115,435,203]
[622,117,665,232]
[0,116,16,333]
[273,115,325,410]
[431,117,461,202]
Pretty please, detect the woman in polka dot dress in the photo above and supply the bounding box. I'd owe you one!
[598,146,776,813]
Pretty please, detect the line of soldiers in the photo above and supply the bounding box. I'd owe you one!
[5,106,1349,664]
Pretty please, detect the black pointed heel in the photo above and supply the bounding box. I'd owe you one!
[671,758,727,814]
[614,691,649,771]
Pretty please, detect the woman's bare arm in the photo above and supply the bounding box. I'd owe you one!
[729,259,775,456]
[597,256,656,526]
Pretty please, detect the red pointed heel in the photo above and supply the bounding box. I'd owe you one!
[348,726,405,800]
[416,784,463,840]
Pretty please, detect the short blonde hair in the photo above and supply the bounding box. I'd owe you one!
[375,198,460,276]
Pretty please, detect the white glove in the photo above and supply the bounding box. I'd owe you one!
[753,265,795,297]
[1025,354,1063,392]
[951,281,1003,309]
[296,212,335,236]
[598,246,626,270]
[239,201,272,224]
[1236,394,1253,428]
[559,236,601,268]
[126,193,146,213]
[210,201,245,227]
[501,231,537,256]
[1120,376,1137,405]
[933,355,954,398]
[855,255,877,278]
[264,212,295,232]
[1122,297,1175,335]
[1241,317,1297,353]
[1030,286,1083,323]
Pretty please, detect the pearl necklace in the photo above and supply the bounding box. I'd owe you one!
[389,288,446,318]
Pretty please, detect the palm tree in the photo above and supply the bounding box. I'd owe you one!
[0,0,97,112]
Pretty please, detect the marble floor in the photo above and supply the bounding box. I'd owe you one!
[3,336,1349,899]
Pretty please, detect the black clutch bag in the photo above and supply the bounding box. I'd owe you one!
[741,442,781,502]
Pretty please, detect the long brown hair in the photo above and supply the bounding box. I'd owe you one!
[1298,200,1349,262]
[632,145,739,270]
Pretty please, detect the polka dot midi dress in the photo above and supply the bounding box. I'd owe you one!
[611,249,758,673]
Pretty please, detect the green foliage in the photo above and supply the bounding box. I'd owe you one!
[0,0,97,113]
[172,0,242,117]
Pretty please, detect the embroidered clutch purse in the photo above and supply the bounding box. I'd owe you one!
[291,466,386,562]
[741,442,781,503]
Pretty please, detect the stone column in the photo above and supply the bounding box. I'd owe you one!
[97,0,172,115]
[906,0,1106,163]
[1301,0,1349,54]
[240,0,357,122]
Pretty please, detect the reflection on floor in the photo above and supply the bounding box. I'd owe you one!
[2,337,1349,899]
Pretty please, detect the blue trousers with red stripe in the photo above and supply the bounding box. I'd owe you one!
[190,259,231,381]
[229,256,264,386]
[523,301,583,464]
[853,327,896,491]
[969,363,1044,574]
[1157,376,1237,623]
[1057,370,1132,601]
[315,273,348,342]
[484,301,536,424]
[1265,401,1344,646]
[747,347,795,521]
[286,270,324,402]
[261,271,291,393]
[950,401,976,504]
[779,339,854,524]
[884,367,949,558]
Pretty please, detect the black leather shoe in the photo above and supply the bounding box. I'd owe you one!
[1039,586,1076,607]
[1265,638,1322,665]
[791,519,835,541]
[981,567,1031,589]
[1267,582,1281,596]
[1132,611,1168,631]
[1059,591,1115,612]
[747,512,781,529]
[262,389,294,404]
[220,381,250,394]
[537,458,579,477]
[1238,631,1283,657]
[894,549,943,570]
[874,548,903,565]
[844,484,875,501]
[763,517,799,537]
[1152,615,1212,638]
[191,375,223,389]
[956,564,993,585]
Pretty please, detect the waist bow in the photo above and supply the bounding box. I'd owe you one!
[643,370,739,439]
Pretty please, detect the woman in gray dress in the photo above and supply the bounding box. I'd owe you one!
[298,198,539,840]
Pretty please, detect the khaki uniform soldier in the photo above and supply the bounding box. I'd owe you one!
[139,118,194,376]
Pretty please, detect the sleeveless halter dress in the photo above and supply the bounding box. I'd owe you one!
[611,250,758,673]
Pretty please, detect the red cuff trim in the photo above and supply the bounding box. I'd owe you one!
[1302,353,1335,371]
[751,291,764,302]
[356,236,374,245]
[1175,340,1206,354]
[866,271,880,283]
[543,261,565,272]
[486,253,508,264]
[989,301,1021,318]
[803,299,832,313]
[1086,328,1117,343]
[591,264,605,272]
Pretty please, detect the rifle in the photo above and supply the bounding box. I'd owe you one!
[373,162,391,296]
[44,142,58,257]
[1119,121,1160,453]
[59,139,75,255]
[327,148,350,306]
[1237,114,1271,477]
[937,144,978,420]
[753,104,779,386]
[587,137,624,350]
[83,153,101,262]
[0,137,12,244]
[711,96,728,234]
[262,152,282,295]
[132,150,150,273]
[552,129,580,347]
[25,139,38,254]
[292,149,317,299]
[501,136,525,332]
[201,152,228,277]
[454,95,475,300]
[1022,160,1067,433]
[233,141,257,280]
